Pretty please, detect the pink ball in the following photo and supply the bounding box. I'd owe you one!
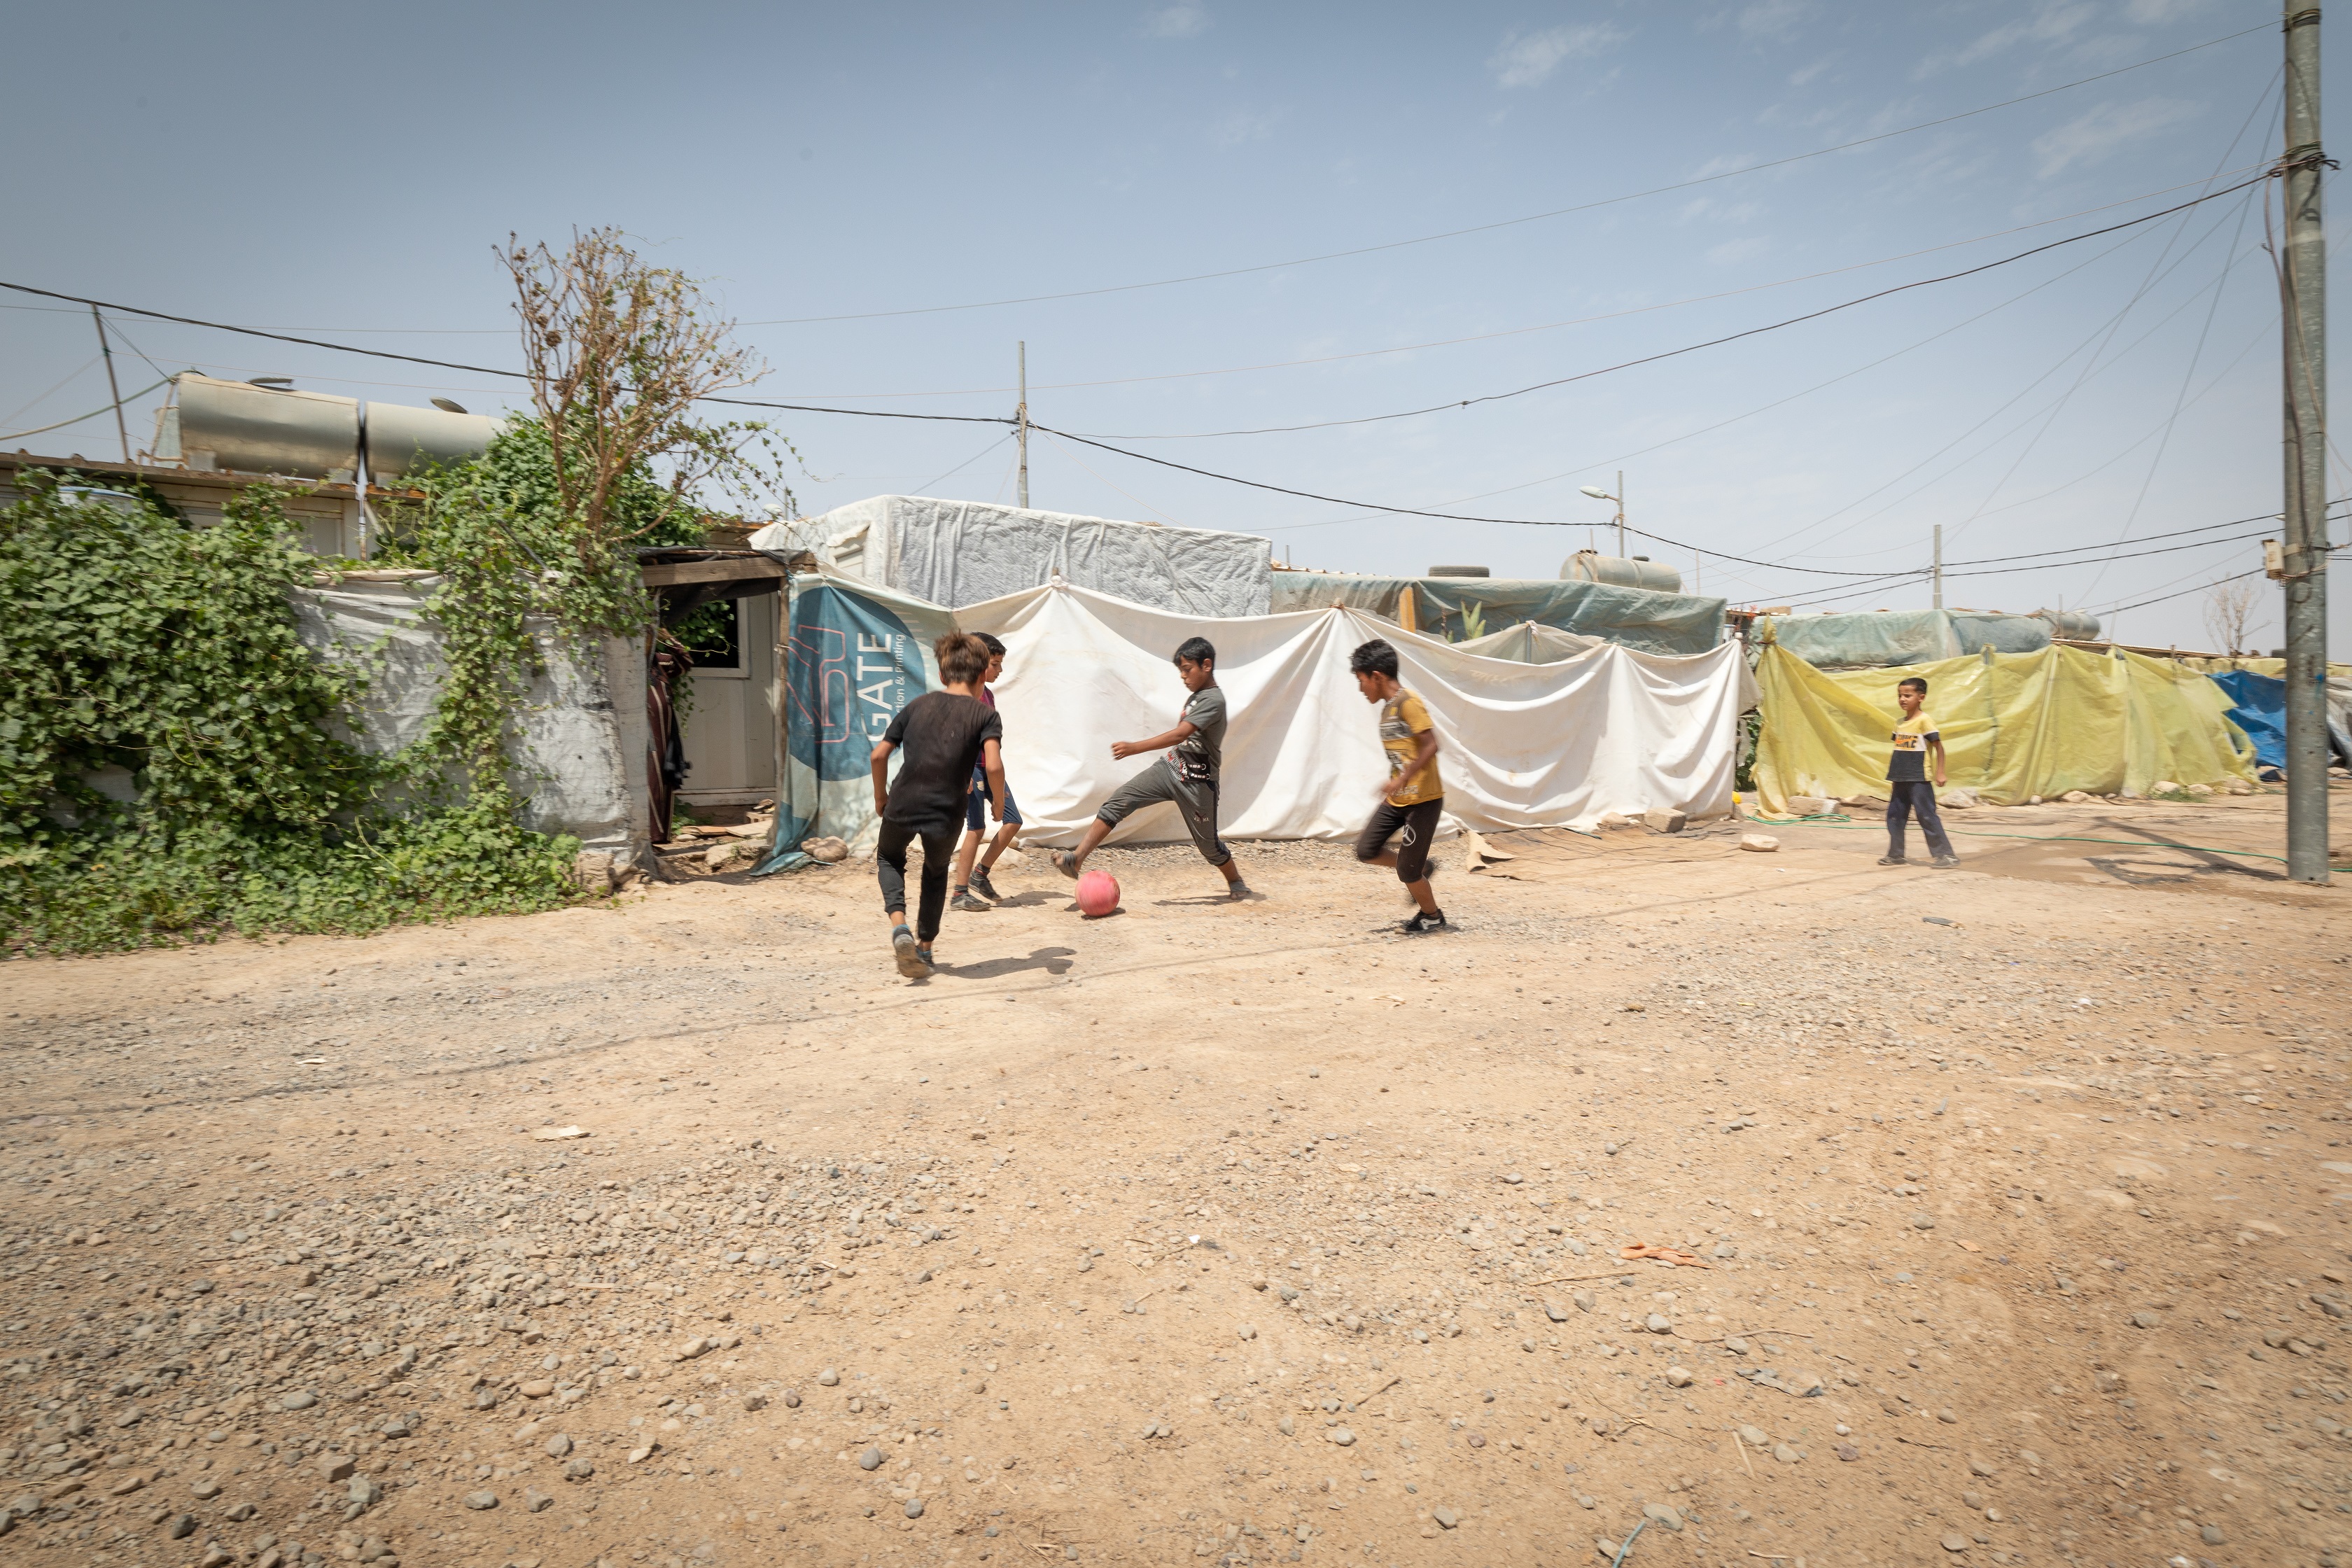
[1075,869,1121,918]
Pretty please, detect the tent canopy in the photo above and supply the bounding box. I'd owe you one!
[749,494,1273,617]
[766,573,1748,860]
[1754,608,2080,668]
[1268,571,1726,656]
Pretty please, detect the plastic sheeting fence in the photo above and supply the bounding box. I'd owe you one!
[764,573,1749,862]
[290,578,653,867]
[1752,643,2255,812]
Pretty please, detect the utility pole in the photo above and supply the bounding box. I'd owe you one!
[2281,1,2331,883]
[90,307,130,464]
[1016,342,1030,510]
[1933,524,1944,610]
[1616,470,1626,558]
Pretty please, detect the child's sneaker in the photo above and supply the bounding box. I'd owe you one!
[891,925,931,979]
[1227,880,1254,900]
[1931,855,1961,869]
[970,867,1003,902]
[1402,909,1449,934]
[950,889,991,913]
[1052,850,1079,880]
[1876,855,1907,867]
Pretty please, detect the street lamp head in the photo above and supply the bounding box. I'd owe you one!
[1578,485,1613,500]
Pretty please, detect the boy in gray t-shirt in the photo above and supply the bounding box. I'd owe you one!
[1054,636,1252,899]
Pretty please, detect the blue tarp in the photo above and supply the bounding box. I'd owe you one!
[2211,669,2287,768]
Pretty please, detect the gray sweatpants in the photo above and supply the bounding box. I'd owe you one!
[1095,758,1231,867]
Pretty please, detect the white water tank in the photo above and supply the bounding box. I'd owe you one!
[365,400,506,480]
[175,373,358,478]
[1562,549,1682,594]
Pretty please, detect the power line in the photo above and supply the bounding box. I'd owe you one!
[734,24,2272,327]
[0,377,170,444]
[724,170,2270,403]
[1058,173,2272,442]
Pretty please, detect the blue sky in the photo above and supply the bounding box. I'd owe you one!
[1,1,2342,650]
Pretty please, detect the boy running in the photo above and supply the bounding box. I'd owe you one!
[869,634,1008,979]
[1880,674,1959,870]
[1349,638,1448,932]
[950,633,1020,912]
[1053,636,1252,899]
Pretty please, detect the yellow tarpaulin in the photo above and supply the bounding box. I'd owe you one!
[1752,641,2256,812]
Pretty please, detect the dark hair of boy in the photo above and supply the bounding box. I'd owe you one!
[974,632,1007,658]
[1348,638,1400,679]
[1898,676,1928,694]
[936,633,990,687]
[1175,636,1216,667]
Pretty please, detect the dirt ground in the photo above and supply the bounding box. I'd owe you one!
[2,786,2349,1568]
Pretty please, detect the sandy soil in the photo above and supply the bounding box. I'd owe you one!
[1,787,2348,1568]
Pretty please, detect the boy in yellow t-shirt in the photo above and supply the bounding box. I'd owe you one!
[1348,638,1448,932]
[1881,675,1959,869]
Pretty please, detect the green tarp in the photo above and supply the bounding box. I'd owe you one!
[1268,572,1726,656]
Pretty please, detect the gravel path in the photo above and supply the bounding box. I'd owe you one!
[1,795,2346,1568]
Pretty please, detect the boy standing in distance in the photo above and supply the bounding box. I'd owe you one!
[1881,674,1959,869]
[950,633,1021,913]
[1348,638,1448,932]
[869,634,1008,979]
[1053,636,1252,899]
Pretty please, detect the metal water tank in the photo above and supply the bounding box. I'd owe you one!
[365,401,506,481]
[2031,607,2102,641]
[175,373,358,478]
[1561,549,1682,594]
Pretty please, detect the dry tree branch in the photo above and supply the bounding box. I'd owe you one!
[498,228,766,561]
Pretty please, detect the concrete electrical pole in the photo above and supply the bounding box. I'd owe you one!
[2281,2,2332,883]
[1016,342,1030,510]
[1933,524,1945,611]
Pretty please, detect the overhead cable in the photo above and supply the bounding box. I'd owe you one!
[737,24,2272,326]
[1060,172,2274,442]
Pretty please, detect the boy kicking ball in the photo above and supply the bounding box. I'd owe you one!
[1348,638,1448,932]
[869,634,1008,979]
[1054,636,1252,900]
[1880,674,1960,870]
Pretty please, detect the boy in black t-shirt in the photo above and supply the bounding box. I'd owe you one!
[1052,636,1252,899]
[869,634,1007,978]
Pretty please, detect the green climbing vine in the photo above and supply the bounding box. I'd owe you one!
[1,234,797,955]
[0,474,582,954]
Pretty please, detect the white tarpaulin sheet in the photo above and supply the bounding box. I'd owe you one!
[930,584,1746,847]
[749,493,1273,617]
[291,578,653,866]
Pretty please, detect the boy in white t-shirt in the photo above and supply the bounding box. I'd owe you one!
[1880,675,1959,869]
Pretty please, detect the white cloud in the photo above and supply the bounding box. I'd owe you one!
[1144,4,1208,39]
[1488,22,1628,89]
[2031,96,2200,177]
[1738,0,1816,41]
[1707,236,1772,267]
[1917,1,2097,76]
[1210,107,1278,147]
[2122,0,2214,22]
